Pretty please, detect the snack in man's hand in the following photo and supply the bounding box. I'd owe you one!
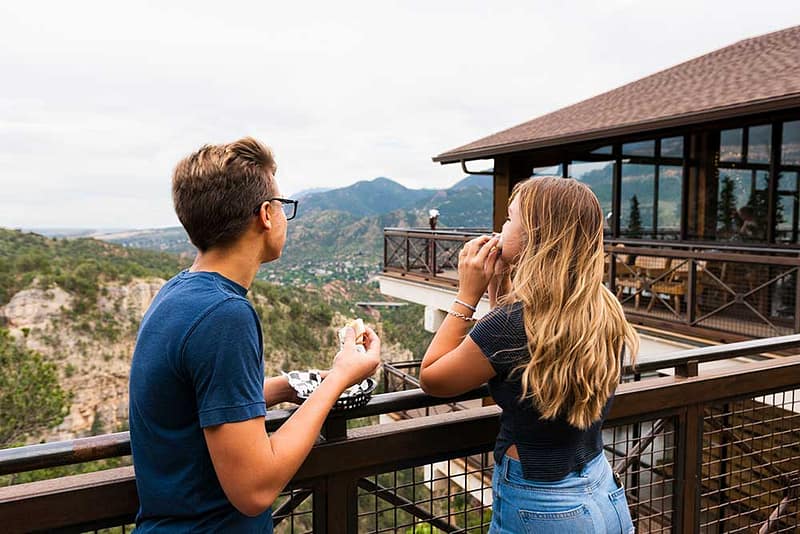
[338,318,367,353]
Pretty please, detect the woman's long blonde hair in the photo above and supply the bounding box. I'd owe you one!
[502,177,639,429]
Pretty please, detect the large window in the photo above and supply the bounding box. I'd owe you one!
[776,171,800,244]
[783,120,800,166]
[532,165,563,177]
[618,137,684,239]
[620,163,655,238]
[618,162,682,239]
[708,121,800,244]
[716,169,769,242]
[569,160,614,230]
[521,119,800,246]
[658,165,683,238]
[559,137,684,239]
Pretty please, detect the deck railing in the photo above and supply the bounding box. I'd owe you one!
[3,337,800,533]
[383,228,800,342]
[383,227,488,288]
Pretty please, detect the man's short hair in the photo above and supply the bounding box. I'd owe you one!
[172,137,277,252]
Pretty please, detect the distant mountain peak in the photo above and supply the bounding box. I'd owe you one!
[450,174,493,191]
[291,187,333,200]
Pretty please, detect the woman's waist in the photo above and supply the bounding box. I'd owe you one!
[496,424,604,457]
[499,450,612,491]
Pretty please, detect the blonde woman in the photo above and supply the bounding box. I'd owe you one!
[420,177,638,533]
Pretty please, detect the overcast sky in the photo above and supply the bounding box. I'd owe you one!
[1,1,798,229]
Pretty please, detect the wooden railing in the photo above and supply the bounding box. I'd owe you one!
[383,227,487,287]
[3,337,800,533]
[383,229,800,342]
[605,241,800,342]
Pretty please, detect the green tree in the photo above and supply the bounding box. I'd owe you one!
[0,329,69,448]
[743,173,783,242]
[717,174,739,237]
[628,195,643,238]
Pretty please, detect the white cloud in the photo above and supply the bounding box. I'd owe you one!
[0,0,798,227]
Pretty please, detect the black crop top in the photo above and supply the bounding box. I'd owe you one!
[469,302,613,481]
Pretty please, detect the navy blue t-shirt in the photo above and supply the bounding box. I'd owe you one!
[469,302,613,481]
[129,270,272,533]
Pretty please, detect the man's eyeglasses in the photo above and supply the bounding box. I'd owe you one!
[253,198,299,221]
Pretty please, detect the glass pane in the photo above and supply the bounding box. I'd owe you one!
[622,140,655,157]
[720,128,743,162]
[660,137,684,158]
[657,165,682,239]
[570,161,614,231]
[776,171,799,244]
[590,145,613,155]
[532,165,562,177]
[747,124,771,164]
[620,163,655,238]
[716,169,769,242]
[783,120,800,166]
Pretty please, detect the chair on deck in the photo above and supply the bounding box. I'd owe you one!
[647,259,708,315]
[615,255,670,309]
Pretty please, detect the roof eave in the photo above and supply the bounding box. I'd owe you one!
[432,93,800,164]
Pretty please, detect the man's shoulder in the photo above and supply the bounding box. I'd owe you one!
[198,295,257,324]
[143,273,257,342]
[160,272,254,313]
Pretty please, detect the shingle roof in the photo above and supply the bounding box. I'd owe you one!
[434,25,800,163]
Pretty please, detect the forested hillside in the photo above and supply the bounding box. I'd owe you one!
[0,229,430,450]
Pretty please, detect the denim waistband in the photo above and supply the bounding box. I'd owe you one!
[501,451,611,492]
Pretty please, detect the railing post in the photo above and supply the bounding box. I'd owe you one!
[320,473,358,534]
[431,237,437,277]
[404,236,410,273]
[676,359,699,378]
[675,403,703,534]
[424,236,431,275]
[687,259,697,325]
[794,266,800,333]
[321,415,347,442]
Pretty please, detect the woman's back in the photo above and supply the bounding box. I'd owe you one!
[471,302,613,481]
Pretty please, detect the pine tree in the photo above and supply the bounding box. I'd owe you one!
[717,174,738,237]
[628,195,642,238]
[743,172,781,241]
[0,329,69,447]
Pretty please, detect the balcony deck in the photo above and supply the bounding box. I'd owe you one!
[383,228,800,343]
[2,337,800,533]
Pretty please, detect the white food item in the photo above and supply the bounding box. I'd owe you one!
[338,318,367,353]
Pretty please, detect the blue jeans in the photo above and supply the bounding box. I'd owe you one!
[490,452,634,533]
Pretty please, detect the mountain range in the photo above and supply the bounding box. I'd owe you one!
[90,174,494,284]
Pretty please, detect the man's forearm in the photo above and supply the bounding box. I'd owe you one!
[264,372,350,492]
[263,376,293,407]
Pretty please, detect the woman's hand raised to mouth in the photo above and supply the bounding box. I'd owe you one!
[456,235,502,306]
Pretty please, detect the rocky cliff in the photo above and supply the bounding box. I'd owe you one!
[1,276,414,443]
[2,279,164,441]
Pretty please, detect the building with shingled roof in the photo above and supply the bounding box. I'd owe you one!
[381,25,800,343]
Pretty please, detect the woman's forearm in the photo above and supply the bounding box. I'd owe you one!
[421,298,475,369]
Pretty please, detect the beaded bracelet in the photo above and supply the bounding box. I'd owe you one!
[447,309,478,322]
[453,298,477,312]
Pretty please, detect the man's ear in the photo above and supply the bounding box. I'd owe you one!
[257,202,272,231]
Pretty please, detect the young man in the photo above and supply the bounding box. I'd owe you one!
[129,137,381,532]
